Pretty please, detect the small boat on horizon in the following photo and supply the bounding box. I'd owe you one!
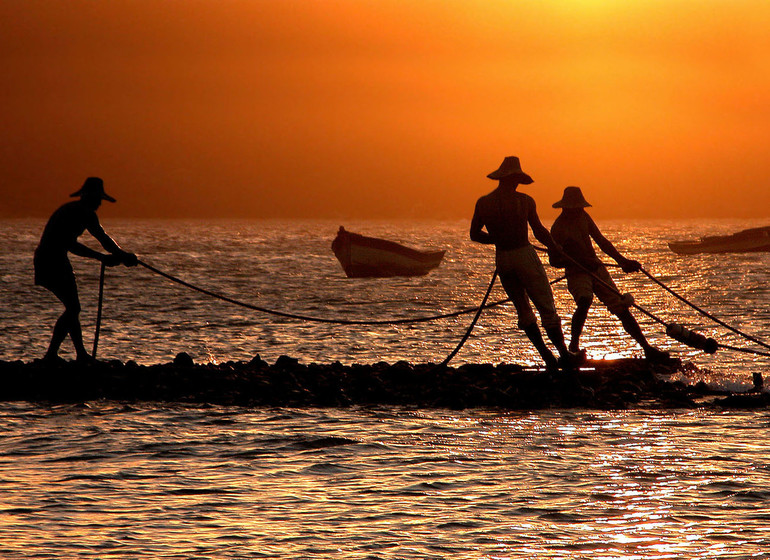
[331,226,446,278]
[668,225,770,255]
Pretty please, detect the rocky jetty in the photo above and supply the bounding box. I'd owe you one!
[0,355,766,410]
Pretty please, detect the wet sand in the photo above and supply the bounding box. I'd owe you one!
[0,355,766,410]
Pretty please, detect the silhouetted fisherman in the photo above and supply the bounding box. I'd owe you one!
[471,156,579,372]
[34,177,137,362]
[549,186,669,361]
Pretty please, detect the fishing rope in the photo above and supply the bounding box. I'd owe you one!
[533,246,770,357]
[639,267,770,351]
[438,270,497,367]
[138,259,565,326]
[92,262,106,359]
[717,343,770,358]
[130,252,770,359]
[532,245,667,325]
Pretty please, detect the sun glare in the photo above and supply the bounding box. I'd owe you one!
[1,0,769,219]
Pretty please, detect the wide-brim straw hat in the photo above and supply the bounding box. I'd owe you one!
[486,156,533,184]
[70,177,116,202]
[553,186,591,209]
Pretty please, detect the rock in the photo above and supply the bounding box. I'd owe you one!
[248,354,268,368]
[173,352,194,367]
[275,355,299,369]
[714,393,770,409]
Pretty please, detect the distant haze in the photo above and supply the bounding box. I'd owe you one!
[2,1,769,221]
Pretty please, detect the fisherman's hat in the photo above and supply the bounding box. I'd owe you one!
[486,156,534,184]
[553,186,591,209]
[70,177,116,202]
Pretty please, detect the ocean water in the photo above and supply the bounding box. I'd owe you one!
[1,218,770,558]
[2,218,769,377]
[2,404,770,559]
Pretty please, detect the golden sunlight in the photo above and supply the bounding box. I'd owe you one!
[1,0,768,219]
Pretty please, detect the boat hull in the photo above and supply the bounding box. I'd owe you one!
[332,228,445,278]
[668,226,770,255]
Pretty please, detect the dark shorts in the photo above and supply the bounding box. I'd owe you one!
[566,264,630,315]
[496,245,561,329]
[34,250,78,305]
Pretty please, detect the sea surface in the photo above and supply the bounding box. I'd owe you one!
[1,218,769,558]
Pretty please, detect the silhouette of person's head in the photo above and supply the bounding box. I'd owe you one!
[487,156,534,186]
[553,186,591,215]
[70,177,116,211]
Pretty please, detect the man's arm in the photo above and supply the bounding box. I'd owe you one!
[88,222,123,254]
[87,219,138,266]
[587,216,640,272]
[470,201,494,244]
[526,197,559,250]
[70,242,109,261]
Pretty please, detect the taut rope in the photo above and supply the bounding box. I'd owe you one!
[639,267,770,352]
[531,247,770,357]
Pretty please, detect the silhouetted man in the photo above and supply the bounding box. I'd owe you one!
[471,156,577,371]
[549,186,669,361]
[34,177,137,362]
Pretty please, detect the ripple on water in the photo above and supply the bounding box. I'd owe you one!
[1,404,770,558]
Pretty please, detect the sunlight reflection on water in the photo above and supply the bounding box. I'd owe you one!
[2,404,770,558]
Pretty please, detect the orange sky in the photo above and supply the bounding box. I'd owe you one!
[1,0,768,220]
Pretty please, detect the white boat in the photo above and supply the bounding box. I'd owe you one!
[668,225,770,255]
[331,226,445,278]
